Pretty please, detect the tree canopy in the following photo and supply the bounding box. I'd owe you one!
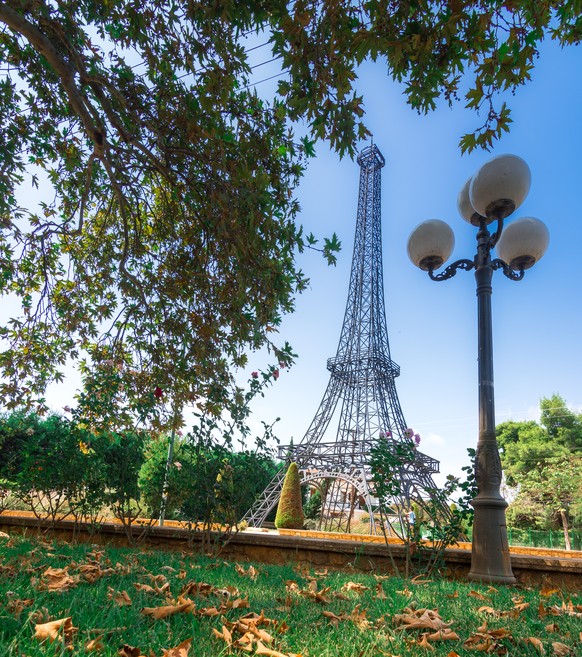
[1,1,579,429]
[496,395,582,542]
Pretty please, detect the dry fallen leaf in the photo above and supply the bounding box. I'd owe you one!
[162,638,192,657]
[255,641,291,657]
[85,635,105,653]
[525,637,545,654]
[41,567,76,592]
[342,582,370,595]
[426,629,460,642]
[416,633,435,650]
[34,617,76,644]
[108,588,132,607]
[118,645,143,657]
[469,590,490,601]
[141,601,192,620]
[551,642,572,656]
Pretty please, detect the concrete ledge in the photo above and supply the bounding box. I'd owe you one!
[1,514,580,590]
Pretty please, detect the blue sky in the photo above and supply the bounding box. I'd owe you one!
[239,37,582,482]
[27,35,582,482]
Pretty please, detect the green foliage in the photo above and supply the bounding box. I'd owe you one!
[304,487,322,520]
[0,2,579,428]
[497,395,582,536]
[370,438,475,576]
[275,462,304,529]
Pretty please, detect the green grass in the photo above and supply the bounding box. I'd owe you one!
[0,532,580,656]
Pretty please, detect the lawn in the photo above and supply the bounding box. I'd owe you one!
[0,532,580,656]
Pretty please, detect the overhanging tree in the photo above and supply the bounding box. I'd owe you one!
[0,2,579,428]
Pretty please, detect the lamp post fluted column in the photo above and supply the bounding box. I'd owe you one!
[407,154,549,585]
[471,220,515,583]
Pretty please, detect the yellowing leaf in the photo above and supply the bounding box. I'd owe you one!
[162,638,192,657]
[34,617,76,644]
[526,637,545,654]
[86,635,105,652]
[552,642,572,656]
[141,601,192,620]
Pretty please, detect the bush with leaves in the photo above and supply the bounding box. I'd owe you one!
[275,462,304,530]
[370,438,475,577]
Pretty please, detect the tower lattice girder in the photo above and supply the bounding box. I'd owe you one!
[243,145,442,533]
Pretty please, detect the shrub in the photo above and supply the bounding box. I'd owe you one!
[275,462,304,529]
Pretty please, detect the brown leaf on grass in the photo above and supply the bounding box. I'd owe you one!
[551,642,572,656]
[540,583,560,597]
[235,564,258,579]
[426,629,460,642]
[376,582,387,599]
[539,602,548,618]
[416,633,435,650]
[322,610,347,627]
[411,575,433,585]
[545,623,559,633]
[514,602,530,613]
[118,645,143,657]
[141,601,192,620]
[134,583,158,595]
[469,590,490,601]
[180,581,215,597]
[255,641,291,657]
[230,596,250,609]
[108,588,132,607]
[525,637,545,654]
[6,597,34,618]
[34,617,76,644]
[314,568,328,577]
[349,604,371,630]
[162,638,192,657]
[446,652,461,657]
[41,567,77,592]
[85,635,105,652]
[212,626,233,650]
[198,606,221,617]
[446,591,459,599]
[342,581,370,594]
[393,608,452,631]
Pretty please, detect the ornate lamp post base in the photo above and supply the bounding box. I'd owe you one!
[468,497,516,584]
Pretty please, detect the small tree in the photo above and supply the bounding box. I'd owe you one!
[275,462,304,530]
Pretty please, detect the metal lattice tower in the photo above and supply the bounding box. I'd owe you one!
[243,145,442,534]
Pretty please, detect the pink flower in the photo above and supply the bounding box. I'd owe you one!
[414,433,421,445]
[273,369,280,380]
[251,371,259,379]
[63,405,72,413]
[174,461,182,470]
[279,362,286,369]
[386,430,392,437]
[154,386,163,399]
[404,428,414,439]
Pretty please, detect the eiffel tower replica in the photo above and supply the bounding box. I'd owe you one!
[243,144,442,534]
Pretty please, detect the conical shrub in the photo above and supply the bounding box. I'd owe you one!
[275,462,304,529]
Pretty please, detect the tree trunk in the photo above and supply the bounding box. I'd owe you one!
[560,509,572,551]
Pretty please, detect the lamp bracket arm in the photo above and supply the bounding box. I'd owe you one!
[491,258,525,281]
[428,259,475,281]
[490,218,504,247]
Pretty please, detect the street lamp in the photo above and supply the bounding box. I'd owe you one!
[407,154,549,584]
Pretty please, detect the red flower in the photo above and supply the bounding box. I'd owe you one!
[154,386,163,398]
[273,369,279,380]
[251,371,259,379]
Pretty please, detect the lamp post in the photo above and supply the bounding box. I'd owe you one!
[407,154,549,584]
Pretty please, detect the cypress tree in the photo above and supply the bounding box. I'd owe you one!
[275,462,304,529]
